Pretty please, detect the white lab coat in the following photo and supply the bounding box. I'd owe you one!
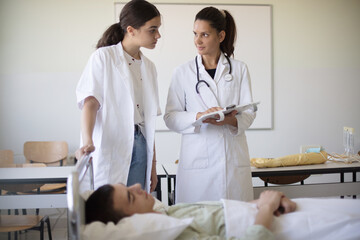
[164,53,255,203]
[76,42,161,192]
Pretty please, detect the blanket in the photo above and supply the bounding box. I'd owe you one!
[221,198,360,240]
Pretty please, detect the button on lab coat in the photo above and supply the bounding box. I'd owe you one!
[164,53,255,203]
[77,43,161,192]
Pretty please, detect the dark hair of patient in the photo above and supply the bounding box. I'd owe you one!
[96,0,160,49]
[195,7,237,57]
[85,184,127,224]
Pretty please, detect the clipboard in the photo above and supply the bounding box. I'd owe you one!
[192,101,260,126]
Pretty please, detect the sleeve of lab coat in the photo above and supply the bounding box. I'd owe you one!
[164,67,198,134]
[76,49,105,110]
[227,63,256,136]
[153,64,162,117]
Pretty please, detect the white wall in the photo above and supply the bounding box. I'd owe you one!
[1,0,359,165]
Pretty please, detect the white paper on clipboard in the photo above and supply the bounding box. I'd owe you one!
[192,102,260,126]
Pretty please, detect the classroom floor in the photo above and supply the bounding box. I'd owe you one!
[0,208,67,240]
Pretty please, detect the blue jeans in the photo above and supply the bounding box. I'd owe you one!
[127,125,147,189]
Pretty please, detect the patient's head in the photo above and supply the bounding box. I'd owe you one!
[85,183,155,224]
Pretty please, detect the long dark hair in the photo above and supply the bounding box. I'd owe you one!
[195,7,237,57]
[85,184,127,224]
[96,0,160,49]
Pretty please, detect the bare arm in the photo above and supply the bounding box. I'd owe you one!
[250,194,297,216]
[150,143,158,192]
[75,96,99,160]
[254,190,297,230]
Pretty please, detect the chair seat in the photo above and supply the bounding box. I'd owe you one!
[36,183,67,193]
[0,184,44,193]
[0,215,43,232]
[13,183,67,195]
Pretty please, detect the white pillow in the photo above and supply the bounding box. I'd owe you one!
[82,213,193,240]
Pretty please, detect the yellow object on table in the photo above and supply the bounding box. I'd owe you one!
[251,151,328,168]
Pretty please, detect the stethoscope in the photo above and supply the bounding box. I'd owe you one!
[195,54,233,94]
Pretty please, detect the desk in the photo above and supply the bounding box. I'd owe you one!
[0,166,75,209]
[1,164,170,209]
[252,161,360,198]
[155,164,167,201]
[160,161,360,202]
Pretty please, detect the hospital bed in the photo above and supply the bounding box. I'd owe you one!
[67,156,360,240]
[67,154,94,240]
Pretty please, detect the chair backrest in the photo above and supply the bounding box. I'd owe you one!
[0,149,14,164]
[67,154,94,240]
[24,141,68,166]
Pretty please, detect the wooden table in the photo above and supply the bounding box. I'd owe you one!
[0,166,75,209]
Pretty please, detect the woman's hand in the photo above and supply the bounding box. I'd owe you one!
[197,107,238,127]
[150,162,158,192]
[196,107,223,120]
[204,110,237,127]
[75,144,95,161]
[150,144,158,192]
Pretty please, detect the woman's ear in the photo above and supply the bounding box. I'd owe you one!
[126,26,136,37]
[219,30,226,43]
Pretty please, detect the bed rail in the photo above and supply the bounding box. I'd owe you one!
[67,154,93,240]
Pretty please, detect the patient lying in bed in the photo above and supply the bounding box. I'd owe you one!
[83,184,360,240]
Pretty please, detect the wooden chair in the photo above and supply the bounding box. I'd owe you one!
[0,150,14,165]
[0,151,43,205]
[0,163,46,195]
[0,150,44,215]
[0,150,14,196]
[23,141,69,193]
[0,215,52,240]
[24,141,68,166]
[0,163,52,240]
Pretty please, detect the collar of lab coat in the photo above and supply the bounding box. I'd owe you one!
[196,52,230,83]
[113,42,154,109]
[113,42,134,101]
[114,42,158,135]
[195,52,230,107]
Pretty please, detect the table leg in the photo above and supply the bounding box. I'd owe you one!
[155,176,162,201]
[353,171,357,199]
[340,172,344,199]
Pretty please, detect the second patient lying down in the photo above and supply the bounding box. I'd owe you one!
[84,183,296,240]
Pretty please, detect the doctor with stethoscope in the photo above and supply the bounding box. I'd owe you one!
[164,6,256,203]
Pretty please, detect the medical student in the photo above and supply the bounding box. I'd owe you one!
[76,0,162,193]
[164,7,256,203]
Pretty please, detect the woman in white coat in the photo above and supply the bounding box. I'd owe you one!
[164,7,256,203]
[76,0,161,193]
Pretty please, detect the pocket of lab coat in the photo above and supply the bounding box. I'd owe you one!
[180,134,208,169]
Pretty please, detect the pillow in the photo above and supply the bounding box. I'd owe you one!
[82,213,193,240]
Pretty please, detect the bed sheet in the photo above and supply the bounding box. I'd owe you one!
[222,198,360,240]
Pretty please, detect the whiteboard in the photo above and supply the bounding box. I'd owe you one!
[115,3,273,130]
